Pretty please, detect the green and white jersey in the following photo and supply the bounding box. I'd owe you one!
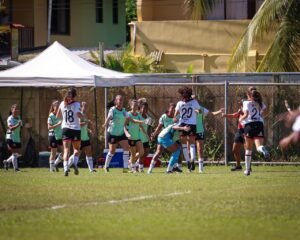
[196,107,209,134]
[107,106,128,136]
[6,115,21,143]
[158,124,175,139]
[159,113,179,141]
[48,113,62,140]
[80,113,90,141]
[127,112,142,141]
[139,114,149,143]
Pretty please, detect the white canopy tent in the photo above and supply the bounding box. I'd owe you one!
[0,41,134,87]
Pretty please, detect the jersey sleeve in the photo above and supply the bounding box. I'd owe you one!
[242,101,249,112]
[175,101,181,111]
[159,114,165,125]
[107,107,114,119]
[74,102,81,113]
[202,107,209,116]
[292,116,300,132]
[193,100,201,110]
[123,110,129,118]
[7,116,14,127]
[48,116,53,125]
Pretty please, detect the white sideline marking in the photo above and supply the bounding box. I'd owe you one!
[50,191,191,210]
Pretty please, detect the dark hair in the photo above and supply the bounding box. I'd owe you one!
[140,101,148,110]
[249,90,263,108]
[64,88,77,104]
[9,104,17,115]
[178,87,193,101]
[166,103,175,114]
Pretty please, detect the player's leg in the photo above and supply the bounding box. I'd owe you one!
[181,135,191,170]
[139,143,150,172]
[72,140,81,175]
[84,144,95,172]
[196,138,204,173]
[119,139,130,172]
[49,147,57,172]
[135,141,144,172]
[166,143,181,173]
[147,144,163,174]
[244,137,254,176]
[231,142,242,171]
[129,143,138,172]
[189,136,197,171]
[63,140,71,176]
[54,141,63,172]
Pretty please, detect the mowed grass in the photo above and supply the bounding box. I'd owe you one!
[0,166,300,240]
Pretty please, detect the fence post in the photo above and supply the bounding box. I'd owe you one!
[224,80,229,166]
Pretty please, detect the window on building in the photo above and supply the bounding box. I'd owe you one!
[96,0,103,23]
[204,0,264,20]
[51,0,70,35]
[112,0,118,24]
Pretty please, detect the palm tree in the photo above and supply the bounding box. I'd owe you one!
[184,0,300,72]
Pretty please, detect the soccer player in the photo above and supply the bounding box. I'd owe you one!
[239,87,269,176]
[80,101,96,172]
[222,100,244,171]
[3,104,22,171]
[154,123,190,173]
[56,88,83,177]
[47,100,63,172]
[137,101,151,172]
[127,99,145,172]
[194,97,223,173]
[148,103,182,173]
[174,87,201,172]
[102,95,144,173]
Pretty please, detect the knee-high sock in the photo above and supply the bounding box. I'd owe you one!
[190,144,196,162]
[148,159,156,173]
[12,153,18,170]
[73,155,79,167]
[245,150,252,172]
[182,144,190,162]
[68,154,74,168]
[199,158,204,173]
[63,161,68,172]
[6,154,14,164]
[104,152,114,168]
[55,153,63,165]
[123,151,129,169]
[86,156,94,171]
[49,160,55,171]
[167,148,181,172]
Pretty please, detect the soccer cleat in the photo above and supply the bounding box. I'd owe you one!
[191,161,195,171]
[64,171,69,177]
[166,170,173,174]
[3,160,8,170]
[55,165,59,172]
[173,167,183,173]
[147,169,152,174]
[15,168,20,172]
[90,169,97,173]
[104,167,110,173]
[187,161,192,171]
[73,166,79,175]
[244,170,250,176]
[262,148,270,160]
[231,165,242,171]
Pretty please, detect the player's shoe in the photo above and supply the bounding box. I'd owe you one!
[123,168,129,173]
[64,170,69,177]
[3,160,8,170]
[104,167,109,173]
[191,161,195,171]
[15,168,20,172]
[90,169,97,173]
[231,165,242,171]
[173,167,183,173]
[187,161,192,171]
[73,165,79,175]
[147,169,152,174]
[166,170,173,174]
[55,164,59,172]
[261,147,270,160]
[138,168,144,173]
[244,170,250,176]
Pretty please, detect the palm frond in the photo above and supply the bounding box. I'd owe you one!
[184,0,218,20]
[228,0,293,72]
[257,2,300,72]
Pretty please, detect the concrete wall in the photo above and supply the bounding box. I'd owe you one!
[131,20,274,72]
[51,0,126,49]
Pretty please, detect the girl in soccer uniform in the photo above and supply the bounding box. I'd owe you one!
[56,88,83,177]
[239,87,269,176]
[195,104,223,173]
[148,103,182,173]
[137,102,151,172]
[156,123,190,173]
[80,102,96,173]
[222,100,245,171]
[174,87,201,171]
[127,99,146,172]
[103,95,144,173]
[3,104,22,171]
[47,100,63,172]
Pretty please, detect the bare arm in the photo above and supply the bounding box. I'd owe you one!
[280,132,300,149]
[151,123,163,139]
[208,108,224,116]
[102,115,112,128]
[124,118,131,139]
[9,121,22,131]
[239,110,248,122]
[48,121,61,130]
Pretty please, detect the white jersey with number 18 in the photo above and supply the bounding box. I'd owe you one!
[59,101,81,130]
[175,99,200,125]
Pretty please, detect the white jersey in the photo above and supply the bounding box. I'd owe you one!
[175,99,200,125]
[59,101,81,130]
[242,100,266,125]
[292,116,300,132]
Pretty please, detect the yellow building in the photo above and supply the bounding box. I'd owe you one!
[0,0,126,53]
[131,0,271,73]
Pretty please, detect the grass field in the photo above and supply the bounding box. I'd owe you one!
[0,166,300,240]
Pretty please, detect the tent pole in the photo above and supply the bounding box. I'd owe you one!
[47,0,53,45]
[93,87,99,161]
[104,87,108,148]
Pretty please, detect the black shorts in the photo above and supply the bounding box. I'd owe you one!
[244,122,264,139]
[81,140,91,150]
[128,139,141,147]
[62,128,81,142]
[179,123,197,136]
[108,134,127,144]
[143,142,150,148]
[48,135,63,148]
[234,129,245,144]
[196,132,205,141]
[6,140,21,149]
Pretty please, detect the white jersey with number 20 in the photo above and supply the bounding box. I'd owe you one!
[59,101,81,130]
[242,100,265,125]
[175,99,200,125]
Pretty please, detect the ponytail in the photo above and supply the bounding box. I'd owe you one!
[9,104,17,116]
[49,100,59,114]
[251,90,263,108]
[64,88,77,104]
